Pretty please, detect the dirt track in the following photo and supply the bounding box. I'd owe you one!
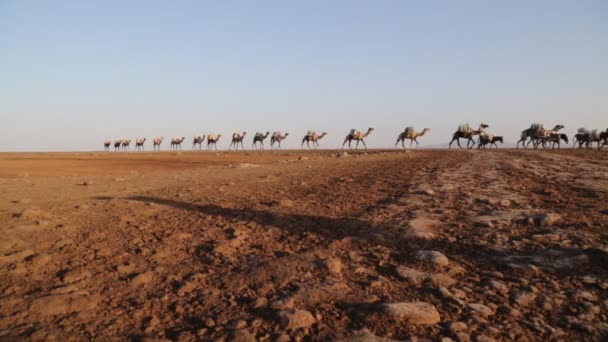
[0,149,607,341]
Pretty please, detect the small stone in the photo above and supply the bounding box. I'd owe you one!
[512,291,536,307]
[278,309,316,330]
[229,329,256,342]
[484,280,509,295]
[530,213,561,226]
[325,258,343,277]
[448,321,468,333]
[468,303,494,317]
[204,317,216,328]
[396,267,426,286]
[380,302,441,324]
[271,297,295,310]
[416,250,449,267]
[130,271,155,288]
[252,297,268,308]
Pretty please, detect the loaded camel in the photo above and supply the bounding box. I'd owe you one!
[270,132,289,149]
[170,136,185,150]
[193,135,206,150]
[121,139,131,151]
[301,131,327,149]
[449,123,488,149]
[395,127,430,149]
[531,125,566,149]
[252,132,270,150]
[543,133,569,149]
[477,135,503,149]
[153,137,164,151]
[517,124,564,149]
[114,140,122,151]
[575,128,603,149]
[343,128,374,150]
[135,138,146,151]
[104,140,111,151]
[600,129,608,150]
[207,134,221,150]
[229,132,247,151]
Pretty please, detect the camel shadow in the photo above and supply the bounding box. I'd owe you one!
[125,195,380,244]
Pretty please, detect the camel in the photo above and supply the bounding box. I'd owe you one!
[170,136,185,150]
[113,140,122,151]
[193,135,206,150]
[270,132,289,149]
[600,129,608,150]
[301,131,327,149]
[135,138,146,151]
[207,134,221,150]
[252,132,270,150]
[104,140,111,151]
[449,123,488,149]
[544,133,568,149]
[577,129,602,149]
[518,124,564,149]
[573,132,588,149]
[477,135,503,149]
[395,127,430,149]
[229,132,247,151]
[121,139,131,151]
[343,128,374,150]
[532,125,565,149]
[153,137,164,151]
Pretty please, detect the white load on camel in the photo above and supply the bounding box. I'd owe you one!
[457,124,472,134]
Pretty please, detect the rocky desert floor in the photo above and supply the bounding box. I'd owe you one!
[0,149,607,341]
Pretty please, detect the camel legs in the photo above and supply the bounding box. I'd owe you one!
[449,135,462,149]
[361,139,367,150]
[355,140,360,149]
[395,137,401,147]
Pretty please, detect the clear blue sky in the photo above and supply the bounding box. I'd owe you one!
[1,1,606,151]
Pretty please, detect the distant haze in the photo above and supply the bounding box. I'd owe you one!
[1,1,606,152]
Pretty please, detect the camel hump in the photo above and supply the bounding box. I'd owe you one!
[591,130,599,139]
[457,124,470,133]
[578,127,589,134]
[404,126,414,133]
[530,123,543,130]
[349,129,356,135]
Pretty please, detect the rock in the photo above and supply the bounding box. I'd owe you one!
[325,258,343,277]
[338,329,398,341]
[531,234,560,242]
[428,273,456,288]
[499,199,511,207]
[78,181,92,186]
[448,321,468,333]
[416,250,449,267]
[62,269,92,284]
[484,280,509,295]
[131,271,155,288]
[396,267,426,286]
[252,297,268,308]
[380,302,441,324]
[530,213,561,226]
[337,152,349,157]
[298,156,310,161]
[116,263,136,277]
[512,291,536,307]
[467,303,494,317]
[407,218,439,240]
[229,329,256,342]
[473,216,494,228]
[278,309,316,330]
[553,255,589,270]
[271,297,295,310]
[29,294,100,316]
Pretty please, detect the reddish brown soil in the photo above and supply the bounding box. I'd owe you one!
[0,149,606,341]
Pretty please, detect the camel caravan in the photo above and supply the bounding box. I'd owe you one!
[103,124,607,152]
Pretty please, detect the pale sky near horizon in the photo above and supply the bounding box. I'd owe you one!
[1,1,606,151]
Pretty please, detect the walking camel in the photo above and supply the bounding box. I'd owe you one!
[600,129,608,150]
[517,124,564,149]
[301,131,327,149]
[193,135,206,150]
[395,127,430,149]
[207,134,221,150]
[153,137,164,151]
[229,132,247,151]
[121,139,131,151]
[343,128,374,150]
[135,138,146,151]
[270,132,289,149]
[113,140,122,151]
[252,132,270,150]
[449,123,488,149]
[170,136,185,150]
[104,140,111,151]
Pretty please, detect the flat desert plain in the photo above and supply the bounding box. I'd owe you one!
[0,149,607,341]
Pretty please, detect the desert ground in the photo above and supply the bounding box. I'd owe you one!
[0,149,606,341]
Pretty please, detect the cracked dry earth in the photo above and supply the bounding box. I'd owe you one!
[0,150,607,341]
